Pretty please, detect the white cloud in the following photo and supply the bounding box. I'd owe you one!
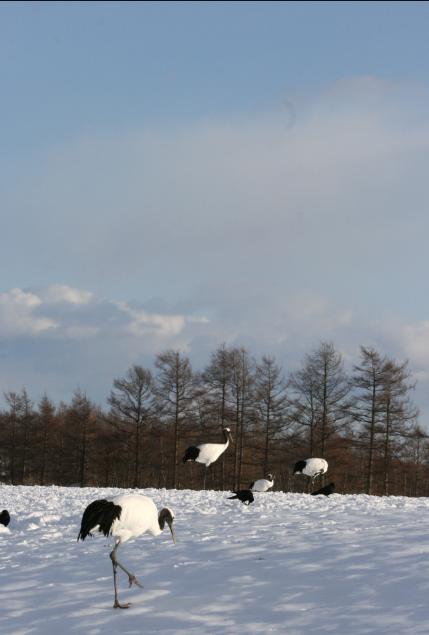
[0,289,57,336]
[0,286,208,344]
[394,321,429,366]
[42,285,94,305]
[116,301,187,338]
[3,288,42,308]
[1,282,429,421]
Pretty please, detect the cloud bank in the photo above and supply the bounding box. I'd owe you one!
[1,77,429,414]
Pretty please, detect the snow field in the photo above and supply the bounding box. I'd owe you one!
[1,485,429,634]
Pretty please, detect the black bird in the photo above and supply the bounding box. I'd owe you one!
[228,490,254,505]
[0,510,10,527]
[311,482,335,496]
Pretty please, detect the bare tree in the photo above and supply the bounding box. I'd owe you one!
[254,355,289,474]
[64,389,95,487]
[155,350,195,488]
[37,393,56,485]
[108,365,155,488]
[4,390,25,484]
[202,344,234,488]
[19,389,34,483]
[380,358,419,494]
[406,425,429,496]
[289,363,318,455]
[353,346,387,495]
[203,344,233,429]
[230,347,254,490]
[290,342,353,457]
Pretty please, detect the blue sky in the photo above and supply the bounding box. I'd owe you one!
[1,1,429,418]
[2,1,429,155]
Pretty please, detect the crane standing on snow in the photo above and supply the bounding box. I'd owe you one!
[182,427,233,489]
[78,493,176,609]
[293,458,328,491]
[249,474,274,492]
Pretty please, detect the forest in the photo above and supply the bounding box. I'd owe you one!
[0,341,427,496]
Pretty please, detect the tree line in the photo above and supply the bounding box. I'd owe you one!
[0,341,427,496]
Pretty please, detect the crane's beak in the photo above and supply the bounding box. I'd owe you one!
[168,518,176,545]
[228,431,234,443]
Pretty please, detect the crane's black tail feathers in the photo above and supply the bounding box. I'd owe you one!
[77,499,122,541]
[293,460,307,474]
[182,446,200,463]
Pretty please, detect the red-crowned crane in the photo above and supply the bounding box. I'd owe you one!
[78,493,175,609]
[294,458,328,491]
[182,427,233,489]
[249,474,274,492]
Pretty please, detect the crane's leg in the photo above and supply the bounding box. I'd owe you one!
[110,546,130,609]
[203,467,207,490]
[110,542,143,609]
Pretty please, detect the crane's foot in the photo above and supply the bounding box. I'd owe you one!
[113,600,131,609]
[128,574,143,588]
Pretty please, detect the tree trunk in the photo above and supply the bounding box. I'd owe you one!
[221,384,226,490]
[366,378,377,495]
[321,361,328,456]
[233,395,240,490]
[10,417,17,485]
[173,395,179,489]
[79,424,87,487]
[40,423,48,485]
[383,400,391,496]
[133,421,140,488]
[263,394,271,474]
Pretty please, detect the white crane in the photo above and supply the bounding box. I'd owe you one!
[78,493,175,609]
[182,427,233,489]
[293,458,328,491]
[249,473,274,492]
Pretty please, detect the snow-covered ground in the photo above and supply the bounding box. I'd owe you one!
[1,486,429,635]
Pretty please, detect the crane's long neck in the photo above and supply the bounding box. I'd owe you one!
[158,508,176,544]
[222,429,230,447]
